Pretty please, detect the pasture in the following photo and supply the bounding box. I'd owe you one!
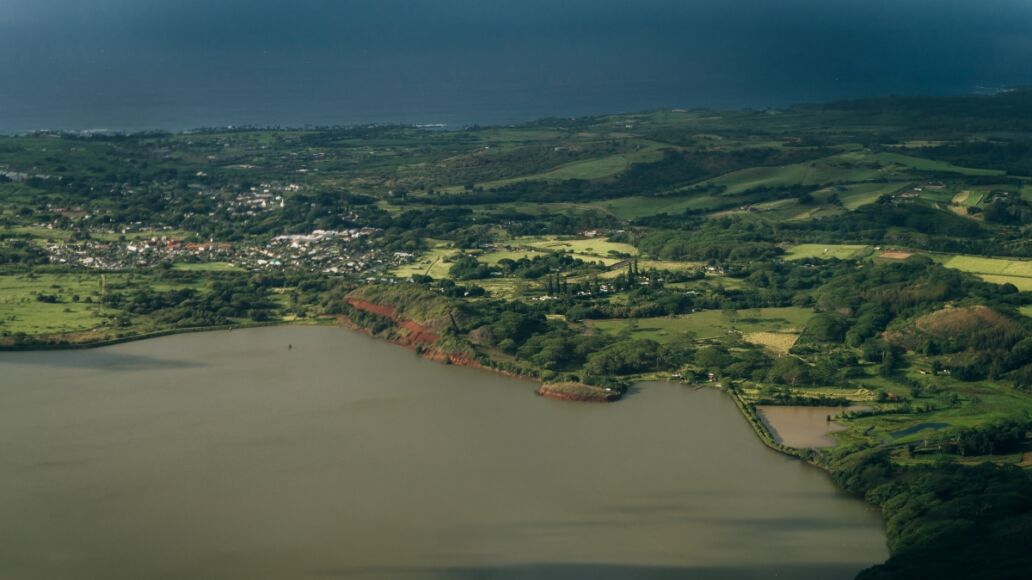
[939,255,1032,290]
[474,142,667,189]
[476,248,551,265]
[784,244,872,261]
[594,193,731,219]
[838,182,909,210]
[390,246,459,279]
[585,307,814,343]
[0,274,110,335]
[514,236,638,257]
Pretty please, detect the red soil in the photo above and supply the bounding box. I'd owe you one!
[346,298,439,345]
[346,298,397,319]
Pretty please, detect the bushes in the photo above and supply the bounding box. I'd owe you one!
[928,418,1032,456]
[799,313,848,343]
[840,458,1032,580]
[584,339,662,376]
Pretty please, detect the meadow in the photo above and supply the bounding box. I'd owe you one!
[585,306,813,343]
[784,243,873,261]
[390,245,459,279]
[0,273,111,335]
[939,255,1032,291]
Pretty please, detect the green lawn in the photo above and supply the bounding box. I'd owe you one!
[472,143,667,190]
[594,193,731,219]
[0,273,209,336]
[839,379,1032,451]
[514,236,638,258]
[976,275,1032,292]
[784,244,872,261]
[938,255,1032,290]
[0,274,114,334]
[838,182,910,209]
[868,152,1005,177]
[476,249,551,265]
[390,245,460,279]
[941,255,1032,277]
[701,159,880,195]
[585,307,814,343]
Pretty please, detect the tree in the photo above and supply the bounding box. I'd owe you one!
[880,349,898,377]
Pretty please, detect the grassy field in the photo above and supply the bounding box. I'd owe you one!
[0,274,111,335]
[940,255,1032,277]
[743,331,800,354]
[636,259,702,272]
[1021,305,1032,319]
[585,306,813,343]
[838,378,1032,453]
[0,273,210,337]
[514,236,638,257]
[471,143,667,190]
[838,182,910,209]
[476,248,551,265]
[938,255,1032,290]
[505,236,638,266]
[593,178,908,221]
[699,157,882,195]
[476,278,531,300]
[784,243,873,261]
[593,259,702,279]
[593,193,731,219]
[977,275,1032,292]
[867,152,1005,177]
[173,262,239,272]
[390,245,459,279]
[950,190,986,208]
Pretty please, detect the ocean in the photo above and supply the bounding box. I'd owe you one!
[0,0,1030,133]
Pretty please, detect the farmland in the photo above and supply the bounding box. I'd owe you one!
[585,307,813,343]
[939,255,1032,291]
[784,244,873,261]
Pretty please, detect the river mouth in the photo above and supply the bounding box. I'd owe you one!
[0,326,887,580]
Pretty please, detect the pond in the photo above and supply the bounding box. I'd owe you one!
[757,405,869,448]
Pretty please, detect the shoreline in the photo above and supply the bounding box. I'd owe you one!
[0,319,798,458]
[0,321,284,352]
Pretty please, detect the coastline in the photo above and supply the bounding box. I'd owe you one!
[0,321,284,352]
[0,317,800,460]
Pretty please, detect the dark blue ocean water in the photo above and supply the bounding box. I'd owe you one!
[1,0,1030,133]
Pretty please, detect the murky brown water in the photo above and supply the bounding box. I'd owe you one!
[757,406,869,448]
[0,326,887,579]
